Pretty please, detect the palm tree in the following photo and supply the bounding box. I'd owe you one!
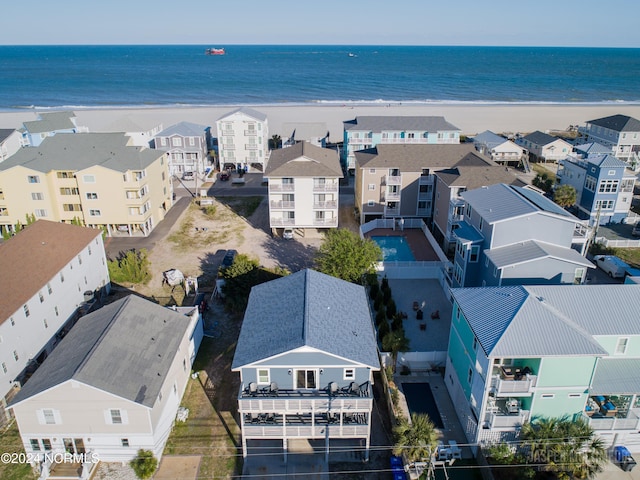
[553,184,577,208]
[382,330,410,373]
[393,413,439,462]
[269,134,282,150]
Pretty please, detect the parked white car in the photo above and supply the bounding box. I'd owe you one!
[593,255,629,279]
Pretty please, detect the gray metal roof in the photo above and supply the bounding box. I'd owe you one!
[231,269,380,370]
[591,358,640,394]
[520,130,557,146]
[157,121,209,137]
[484,240,595,269]
[344,116,460,132]
[217,107,267,122]
[0,129,16,143]
[0,132,164,173]
[462,184,575,224]
[585,153,628,169]
[23,111,76,134]
[10,295,192,408]
[573,142,612,156]
[586,114,640,132]
[265,142,343,178]
[355,144,484,171]
[452,284,640,358]
[472,130,508,149]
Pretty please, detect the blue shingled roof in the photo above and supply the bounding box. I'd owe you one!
[232,269,380,370]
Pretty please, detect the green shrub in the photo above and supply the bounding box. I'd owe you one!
[378,318,390,339]
[386,299,397,319]
[107,249,151,284]
[369,282,379,300]
[375,308,387,326]
[129,449,158,479]
[374,291,384,311]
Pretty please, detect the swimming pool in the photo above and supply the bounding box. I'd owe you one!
[401,383,444,428]
[371,236,416,262]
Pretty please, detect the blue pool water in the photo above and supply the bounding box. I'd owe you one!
[371,236,416,262]
[401,383,444,429]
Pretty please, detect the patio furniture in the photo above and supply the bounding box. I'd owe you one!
[413,301,420,311]
[431,310,440,320]
[416,309,423,320]
[602,401,618,417]
[420,323,426,331]
[248,382,258,396]
[328,381,339,396]
[349,381,361,396]
[448,440,462,459]
[505,398,520,414]
[269,382,279,396]
[437,442,451,461]
[593,395,606,406]
[501,366,514,380]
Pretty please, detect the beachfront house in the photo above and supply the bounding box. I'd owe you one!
[0,132,173,237]
[451,184,593,288]
[216,107,269,173]
[446,284,640,451]
[354,143,497,225]
[557,153,635,226]
[281,122,330,148]
[0,220,110,427]
[0,128,22,163]
[19,111,87,147]
[264,141,342,237]
[232,269,380,463]
[472,130,528,168]
[9,294,202,471]
[578,114,640,164]
[153,121,212,177]
[515,131,572,163]
[342,116,461,174]
[83,115,164,147]
[431,160,524,254]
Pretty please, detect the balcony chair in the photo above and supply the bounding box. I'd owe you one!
[269,382,278,396]
[328,381,339,396]
[248,382,258,396]
[349,381,361,396]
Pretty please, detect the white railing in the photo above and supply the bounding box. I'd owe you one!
[381,138,429,144]
[269,184,295,192]
[244,130,257,136]
[491,375,537,396]
[245,144,258,150]
[221,130,235,136]
[270,201,295,209]
[595,237,640,248]
[585,412,640,431]
[313,218,338,226]
[489,410,530,429]
[270,218,296,226]
[243,423,369,439]
[385,191,401,201]
[418,176,434,185]
[313,201,337,209]
[385,175,402,185]
[385,207,400,216]
[239,397,372,412]
[313,183,339,192]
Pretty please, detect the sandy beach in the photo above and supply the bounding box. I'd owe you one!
[2,103,640,142]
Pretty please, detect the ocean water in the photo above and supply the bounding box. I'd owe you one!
[0,45,639,110]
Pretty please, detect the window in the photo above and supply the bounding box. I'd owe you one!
[78,254,82,265]
[541,394,555,399]
[598,179,619,193]
[43,409,56,424]
[172,137,182,147]
[35,209,47,217]
[110,409,123,424]
[493,266,498,278]
[467,368,473,384]
[160,137,167,146]
[42,439,52,451]
[89,209,101,216]
[585,175,597,191]
[23,304,30,317]
[54,306,59,316]
[595,200,614,210]
[31,192,44,200]
[344,368,355,380]
[82,175,96,183]
[10,318,15,326]
[30,439,41,451]
[295,369,317,389]
[472,337,478,351]
[470,245,480,263]
[479,217,484,231]
[60,187,79,195]
[27,175,40,183]
[183,358,187,371]
[367,200,375,207]
[369,168,376,174]
[616,337,629,355]
[568,393,581,398]
[257,368,270,384]
[39,292,44,303]
[43,319,48,328]
[56,171,74,179]
[368,184,375,190]
[465,204,472,218]
[121,439,130,447]
[86,192,98,200]
[1,362,6,374]
[60,272,65,282]
[189,137,195,146]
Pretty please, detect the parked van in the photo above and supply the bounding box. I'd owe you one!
[593,255,629,279]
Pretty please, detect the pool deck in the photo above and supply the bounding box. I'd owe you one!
[364,228,440,261]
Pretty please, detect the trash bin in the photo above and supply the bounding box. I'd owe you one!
[614,446,637,472]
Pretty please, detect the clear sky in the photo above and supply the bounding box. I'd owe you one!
[2,0,639,48]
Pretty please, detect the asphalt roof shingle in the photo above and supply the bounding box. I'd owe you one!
[10,295,192,407]
[265,142,343,177]
[232,269,380,370]
[344,116,460,132]
[586,114,640,132]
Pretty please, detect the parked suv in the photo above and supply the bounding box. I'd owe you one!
[221,249,237,268]
[182,171,194,180]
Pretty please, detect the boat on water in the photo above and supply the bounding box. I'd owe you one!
[205,48,225,55]
[348,52,357,57]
